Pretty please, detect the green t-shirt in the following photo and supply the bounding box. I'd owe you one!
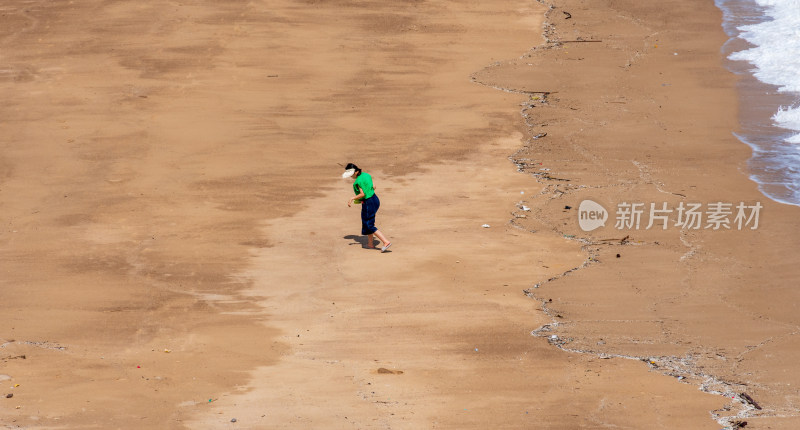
[353,172,375,202]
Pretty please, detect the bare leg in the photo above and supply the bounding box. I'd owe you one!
[374,230,390,248]
[366,234,375,249]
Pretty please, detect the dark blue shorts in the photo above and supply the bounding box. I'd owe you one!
[360,194,380,235]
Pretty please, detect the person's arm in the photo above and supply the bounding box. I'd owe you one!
[348,187,365,207]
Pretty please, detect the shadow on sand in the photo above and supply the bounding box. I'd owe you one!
[343,235,390,251]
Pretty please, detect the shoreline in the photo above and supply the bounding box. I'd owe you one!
[718,0,800,207]
[510,0,800,427]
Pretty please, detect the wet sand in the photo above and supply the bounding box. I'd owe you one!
[1,0,797,429]
[504,1,800,428]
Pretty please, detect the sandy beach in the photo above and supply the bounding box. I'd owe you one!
[2,0,799,429]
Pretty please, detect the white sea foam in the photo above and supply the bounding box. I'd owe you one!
[729,0,800,143]
[773,105,800,143]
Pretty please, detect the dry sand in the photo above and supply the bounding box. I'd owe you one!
[1,0,797,429]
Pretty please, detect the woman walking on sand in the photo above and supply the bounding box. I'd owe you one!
[343,163,391,252]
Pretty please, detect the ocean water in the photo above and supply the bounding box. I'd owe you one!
[716,0,800,206]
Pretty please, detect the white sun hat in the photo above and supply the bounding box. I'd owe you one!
[342,168,356,179]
